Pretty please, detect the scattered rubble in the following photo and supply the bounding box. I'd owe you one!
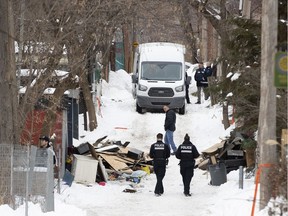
[68,133,254,188]
[196,132,254,186]
[69,136,152,186]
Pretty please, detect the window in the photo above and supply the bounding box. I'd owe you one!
[141,62,182,81]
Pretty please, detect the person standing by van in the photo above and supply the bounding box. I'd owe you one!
[185,72,191,104]
[149,133,171,196]
[204,62,213,100]
[175,134,200,196]
[163,105,177,155]
[194,62,206,104]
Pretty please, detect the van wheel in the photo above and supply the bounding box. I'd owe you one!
[136,103,142,114]
[179,104,185,115]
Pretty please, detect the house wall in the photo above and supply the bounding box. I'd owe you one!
[20,110,63,148]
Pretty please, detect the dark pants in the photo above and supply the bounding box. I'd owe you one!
[153,164,166,194]
[180,166,194,194]
[185,85,190,103]
[204,86,210,100]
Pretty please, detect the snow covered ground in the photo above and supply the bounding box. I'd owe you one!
[0,67,273,216]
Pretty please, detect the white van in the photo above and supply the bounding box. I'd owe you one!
[132,42,189,115]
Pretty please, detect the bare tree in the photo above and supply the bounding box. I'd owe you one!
[12,0,139,134]
[0,0,19,204]
[0,0,19,144]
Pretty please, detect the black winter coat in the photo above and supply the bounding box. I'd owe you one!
[205,66,213,77]
[194,68,206,87]
[175,140,200,167]
[149,141,171,166]
[164,109,176,131]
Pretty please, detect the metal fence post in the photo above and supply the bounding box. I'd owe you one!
[239,166,244,189]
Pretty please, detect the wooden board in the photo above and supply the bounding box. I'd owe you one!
[95,144,119,153]
[98,157,109,182]
[282,129,288,145]
[210,155,217,164]
[202,141,225,155]
[100,154,133,174]
[118,146,130,154]
[88,143,98,159]
[115,156,135,164]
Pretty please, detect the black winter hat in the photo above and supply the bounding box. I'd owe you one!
[39,135,50,142]
[184,134,190,141]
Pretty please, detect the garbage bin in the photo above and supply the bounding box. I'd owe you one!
[209,163,227,186]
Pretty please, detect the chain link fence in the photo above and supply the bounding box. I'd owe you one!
[0,144,54,213]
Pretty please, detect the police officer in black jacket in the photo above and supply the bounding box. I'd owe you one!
[176,134,200,196]
[149,133,171,196]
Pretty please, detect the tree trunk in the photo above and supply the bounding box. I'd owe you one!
[222,102,230,130]
[219,30,230,129]
[42,75,78,136]
[242,0,252,18]
[122,23,131,73]
[179,0,198,63]
[0,0,19,144]
[0,0,19,204]
[80,75,97,131]
[258,0,278,210]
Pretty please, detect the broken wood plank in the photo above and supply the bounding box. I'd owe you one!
[210,155,217,164]
[218,142,235,158]
[88,143,99,159]
[93,135,108,147]
[115,158,134,164]
[95,144,120,153]
[202,141,225,156]
[118,146,130,154]
[98,157,109,182]
[97,151,118,156]
[117,154,136,163]
[100,154,133,174]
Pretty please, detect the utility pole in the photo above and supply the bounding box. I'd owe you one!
[257,0,278,210]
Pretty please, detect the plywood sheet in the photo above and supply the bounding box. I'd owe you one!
[202,141,225,155]
[100,154,133,174]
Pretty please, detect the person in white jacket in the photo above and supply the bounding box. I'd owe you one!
[39,135,58,168]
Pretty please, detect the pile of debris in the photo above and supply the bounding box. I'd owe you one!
[196,132,257,178]
[197,135,247,173]
[194,132,256,185]
[66,136,153,187]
